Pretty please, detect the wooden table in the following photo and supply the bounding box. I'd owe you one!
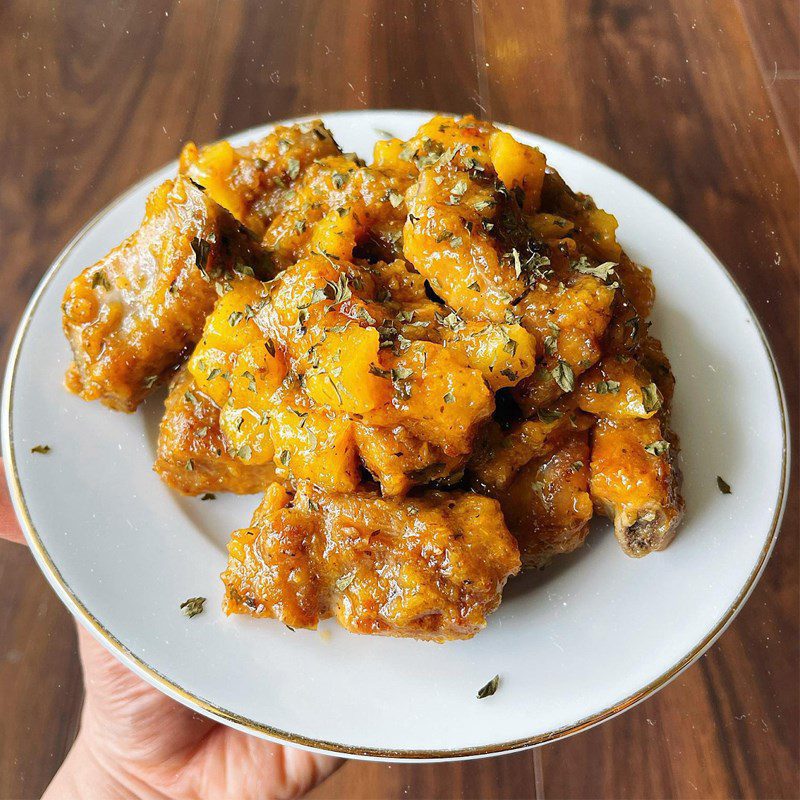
[0,2,797,797]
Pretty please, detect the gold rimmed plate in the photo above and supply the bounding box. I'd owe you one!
[1,111,789,761]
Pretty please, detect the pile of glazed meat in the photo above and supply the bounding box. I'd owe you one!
[62,115,684,641]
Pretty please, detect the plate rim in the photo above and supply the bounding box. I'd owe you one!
[1,109,791,761]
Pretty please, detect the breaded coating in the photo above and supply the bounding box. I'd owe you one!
[62,177,271,411]
[262,154,410,267]
[404,164,527,321]
[154,367,276,495]
[576,346,684,556]
[222,482,521,640]
[498,429,593,568]
[179,119,341,236]
[469,405,594,566]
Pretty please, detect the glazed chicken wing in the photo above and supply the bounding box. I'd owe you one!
[576,344,683,556]
[222,482,521,640]
[498,429,593,568]
[395,117,623,415]
[62,177,271,411]
[262,154,411,267]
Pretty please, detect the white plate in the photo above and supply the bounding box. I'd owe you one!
[2,110,789,761]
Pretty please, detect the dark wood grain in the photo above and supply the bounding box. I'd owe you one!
[0,1,797,798]
[479,0,799,797]
[307,751,540,800]
[738,0,799,71]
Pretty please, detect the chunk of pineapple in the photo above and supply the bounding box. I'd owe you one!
[488,131,546,212]
[443,322,538,390]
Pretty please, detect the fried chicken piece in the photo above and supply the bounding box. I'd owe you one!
[469,403,593,494]
[354,423,466,496]
[185,274,364,493]
[154,367,276,495]
[62,177,271,411]
[498,429,593,568]
[262,154,410,267]
[179,119,341,236]
[508,164,663,414]
[576,346,683,556]
[589,419,682,556]
[512,273,616,413]
[438,320,538,391]
[396,119,619,414]
[536,168,655,359]
[468,406,594,567]
[364,340,494,456]
[222,482,521,640]
[403,165,527,321]
[383,114,546,211]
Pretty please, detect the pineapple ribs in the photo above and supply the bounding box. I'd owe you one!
[61,115,684,641]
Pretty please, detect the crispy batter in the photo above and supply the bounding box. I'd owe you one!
[62,177,270,411]
[154,367,276,495]
[222,482,521,640]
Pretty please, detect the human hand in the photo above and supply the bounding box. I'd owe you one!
[0,463,341,799]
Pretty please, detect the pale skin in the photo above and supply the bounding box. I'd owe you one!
[0,460,341,800]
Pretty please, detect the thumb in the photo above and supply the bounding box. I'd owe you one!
[0,461,26,545]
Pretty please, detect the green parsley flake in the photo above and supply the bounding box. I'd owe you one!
[644,440,670,456]
[335,573,356,592]
[595,380,621,395]
[641,383,662,413]
[551,360,575,392]
[572,257,617,280]
[91,270,111,291]
[477,675,500,699]
[180,597,206,618]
